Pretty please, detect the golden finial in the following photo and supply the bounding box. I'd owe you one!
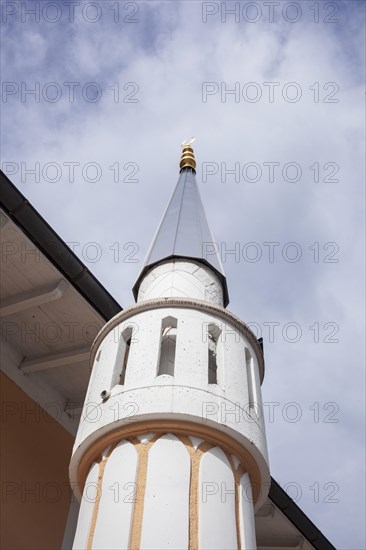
[180,137,196,171]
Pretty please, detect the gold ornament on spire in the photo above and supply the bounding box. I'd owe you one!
[180,137,196,171]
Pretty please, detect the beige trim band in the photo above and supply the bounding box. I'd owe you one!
[128,435,159,550]
[76,420,263,506]
[79,429,263,550]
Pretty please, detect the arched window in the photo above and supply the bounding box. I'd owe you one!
[112,326,133,387]
[157,316,177,376]
[207,323,221,385]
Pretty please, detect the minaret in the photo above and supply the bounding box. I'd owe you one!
[70,142,270,549]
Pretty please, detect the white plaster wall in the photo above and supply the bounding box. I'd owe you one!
[92,441,138,550]
[82,321,136,406]
[72,462,99,549]
[239,472,257,550]
[199,447,237,549]
[140,434,190,549]
[137,260,224,306]
[74,307,267,462]
[72,305,270,510]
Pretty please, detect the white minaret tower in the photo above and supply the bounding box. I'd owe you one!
[70,141,270,549]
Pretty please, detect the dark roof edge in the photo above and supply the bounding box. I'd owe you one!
[0,170,122,321]
[269,477,336,549]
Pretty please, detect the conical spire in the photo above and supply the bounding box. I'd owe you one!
[133,142,229,306]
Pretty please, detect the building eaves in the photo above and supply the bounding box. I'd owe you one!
[269,477,336,549]
[0,170,122,321]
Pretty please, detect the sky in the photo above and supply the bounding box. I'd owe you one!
[1,0,365,547]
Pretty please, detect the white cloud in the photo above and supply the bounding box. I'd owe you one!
[1,1,365,547]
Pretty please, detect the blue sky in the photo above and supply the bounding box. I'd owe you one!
[1,1,365,547]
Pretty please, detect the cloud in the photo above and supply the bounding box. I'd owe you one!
[1,1,365,547]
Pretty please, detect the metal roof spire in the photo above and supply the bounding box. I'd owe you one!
[132,141,229,306]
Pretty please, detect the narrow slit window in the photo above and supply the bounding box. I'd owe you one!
[157,317,177,377]
[208,334,218,384]
[119,336,131,385]
[112,326,133,387]
[245,347,256,409]
[207,323,221,385]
